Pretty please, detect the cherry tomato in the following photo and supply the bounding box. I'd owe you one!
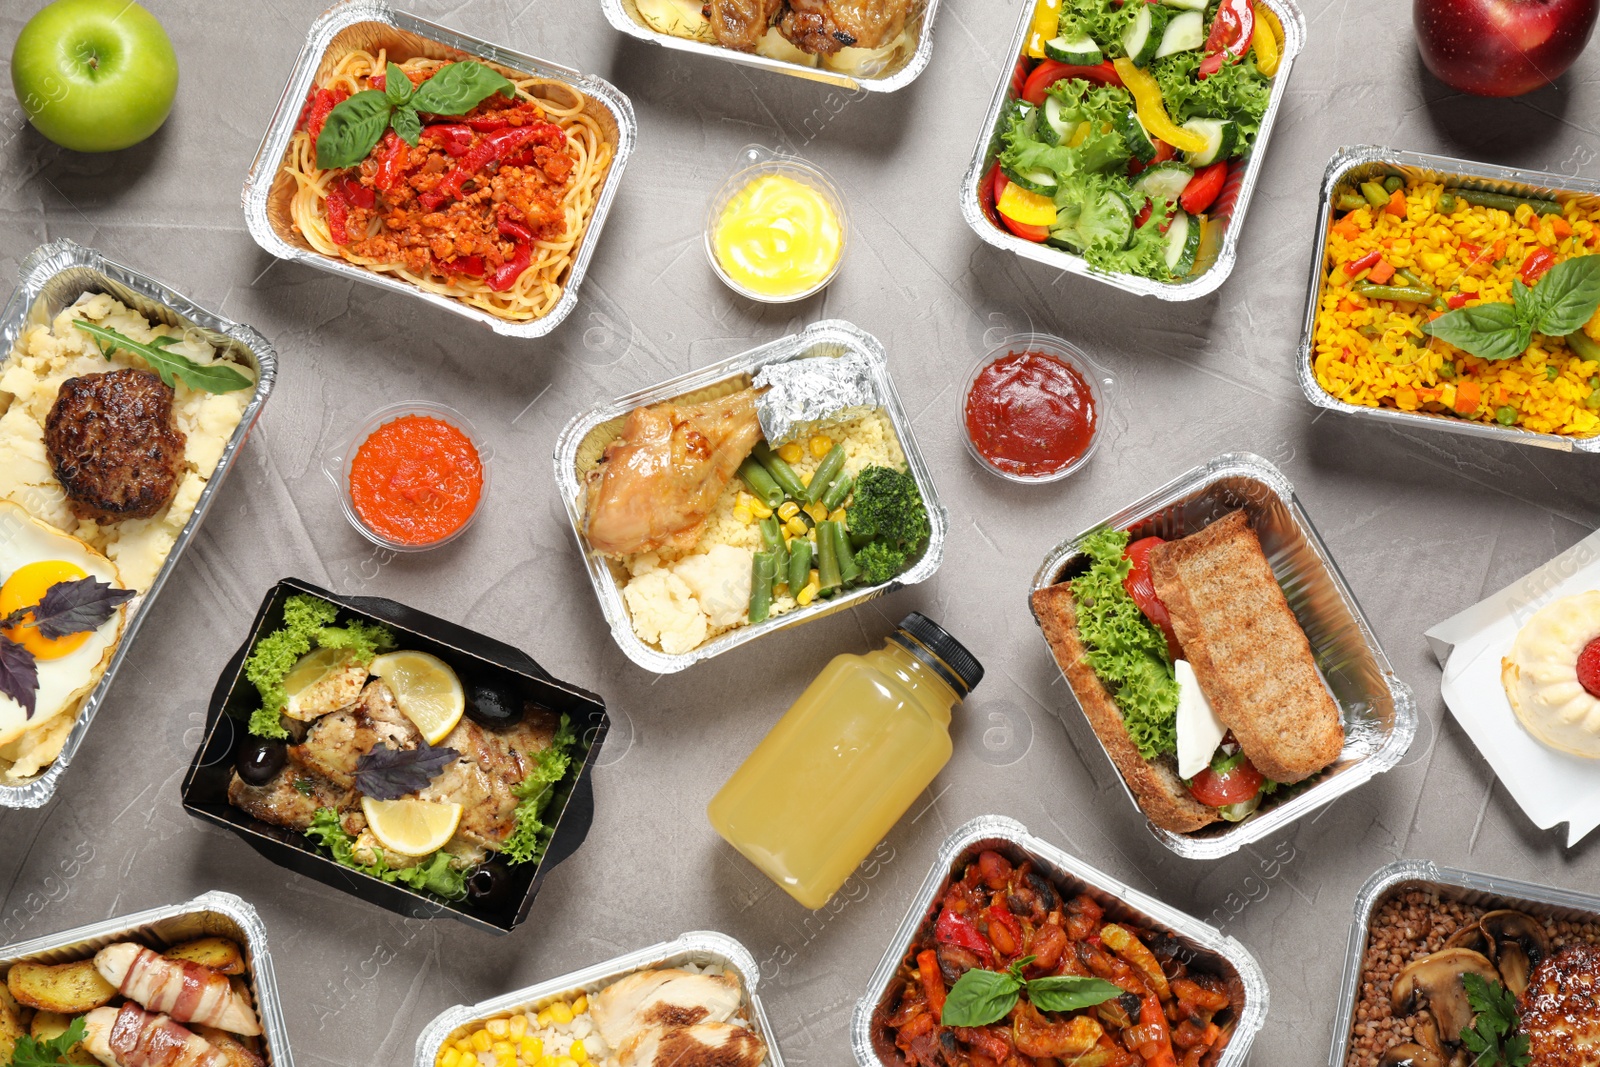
[1123,536,1181,659]
[980,161,1003,228]
[1021,60,1122,105]
[1180,162,1229,215]
[1187,754,1265,807]
[993,171,1050,242]
[1010,57,1030,98]
[1579,637,1600,699]
[1203,0,1255,57]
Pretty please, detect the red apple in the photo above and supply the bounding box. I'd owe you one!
[1415,0,1599,96]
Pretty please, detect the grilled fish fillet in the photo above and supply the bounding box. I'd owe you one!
[420,710,560,850]
[593,970,743,1048]
[290,680,420,789]
[1148,509,1344,784]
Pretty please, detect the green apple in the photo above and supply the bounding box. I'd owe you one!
[11,0,178,152]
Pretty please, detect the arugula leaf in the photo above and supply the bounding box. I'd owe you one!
[1460,972,1531,1067]
[72,320,252,394]
[25,576,134,639]
[306,807,468,900]
[499,713,577,865]
[940,967,1023,1027]
[1026,975,1125,1013]
[411,61,515,115]
[384,62,413,105]
[354,739,460,800]
[8,1015,88,1066]
[0,634,40,719]
[1424,303,1532,363]
[1529,253,1600,336]
[315,88,393,169]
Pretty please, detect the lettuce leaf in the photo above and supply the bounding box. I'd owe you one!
[1088,196,1174,280]
[1057,0,1138,57]
[1000,81,1131,181]
[306,807,468,900]
[244,594,395,739]
[499,714,578,866]
[1149,51,1272,143]
[1070,528,1178,759]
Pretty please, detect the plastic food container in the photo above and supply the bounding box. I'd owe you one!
[0,240,277,809]
[960,333,1114,483]
[242,0,635,338]
[553,318,947,674]
[851,815,1269,1067]
[600,0,940,92]
[181,577,607,935]
[705,145,848,304]
[1299,145,1600,454]
[0,891,294,1067]
[1028,453,1417,860]
[959,0,1305,301]
[415,931,784,1067]
[323,401,492,552]
[1329,860,1600,1067]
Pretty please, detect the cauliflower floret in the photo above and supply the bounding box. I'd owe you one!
[671,544,753,631]
[622,569,708,655]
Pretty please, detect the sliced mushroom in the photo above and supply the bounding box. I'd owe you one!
[1479,910,1549,998]
[1390,948,1502,1044]
[1443,922,1491,957]
[1380,1017,1446,1067]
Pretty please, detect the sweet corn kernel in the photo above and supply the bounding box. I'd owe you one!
[548,1001,575,1025]
[456,1039,475,1056]
[804,502,828,522]
[797,582,820,606]
[495,1052,514,1067]
[488,1020,510,1039]
[778,441,804,463]
[556,1058,578,1067]
[810,434,833,457]
[775,582,790,598]
[800,472,812,487]
[809,568,820,584]
[732,505,753,525]
[535,1009,553,1028]
[777,501,800,521]
[571,994,588,1015]
[570,1040,588,1063]
[437,1049,459,1067]
[784,517,808,537]
[509,1016,528,1040]
[493,1041,515,1059]
[748,499,773,520]
[535,1057,556,1067]
[520,1038,544,1061]
[736,491,754,508]
[472,1031,493,1052]
[828,508,846,523]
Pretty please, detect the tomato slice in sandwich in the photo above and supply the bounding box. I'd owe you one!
[1187,751,1265,807]
[1122,536,1182,661]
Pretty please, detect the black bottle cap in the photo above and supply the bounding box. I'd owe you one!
[892,612,984,697]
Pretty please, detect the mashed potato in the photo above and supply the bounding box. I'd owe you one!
[620,408,907,654]
[0,293,255,592]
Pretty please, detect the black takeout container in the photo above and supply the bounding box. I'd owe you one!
[182,578,607,935]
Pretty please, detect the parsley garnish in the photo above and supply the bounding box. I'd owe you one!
[1460,972,1531,1067]
[8,1016,87,1066]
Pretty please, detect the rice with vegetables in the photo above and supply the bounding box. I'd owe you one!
[1312,178,1600,439]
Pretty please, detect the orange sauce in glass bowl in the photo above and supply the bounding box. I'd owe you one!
[348,415,483,546]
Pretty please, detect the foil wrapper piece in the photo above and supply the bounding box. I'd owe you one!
[754,350,879,445]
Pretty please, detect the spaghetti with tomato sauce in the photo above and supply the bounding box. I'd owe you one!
[285,50,612,322]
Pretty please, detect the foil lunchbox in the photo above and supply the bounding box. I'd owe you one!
[553,318,948,675]
[181,577,608,936]
[1028,452,1417,860]
[958,0,1305,301]
[1328,859,1600,1067]
[415,930,784,1067]
[242,0,636,339]
[0,890,294,1067]
[1298,145,1600,454]
[850,815,1270,1067]
[0,239,277,809]
[600,0,940,93]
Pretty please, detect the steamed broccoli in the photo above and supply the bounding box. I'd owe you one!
[847,466,931,553]
[855,541,912,586]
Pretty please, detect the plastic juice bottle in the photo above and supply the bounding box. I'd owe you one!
[707,613,984,909]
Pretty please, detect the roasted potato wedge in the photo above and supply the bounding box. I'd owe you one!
[6,959,117,1014]
[0,982,30,1064]
[29,1010,98,1066]
[195,1024,266,1067]
[163,937,246,976]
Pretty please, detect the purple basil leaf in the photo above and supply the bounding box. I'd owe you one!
[0,635,39,719]
[355,739,460,800]
[29,576,135,640]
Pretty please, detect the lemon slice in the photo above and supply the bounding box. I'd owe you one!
[370,651,464,744]
[283,647,364,721]
[361,797,463,856]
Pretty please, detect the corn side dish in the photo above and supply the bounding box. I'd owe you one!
[438,993,597,1067]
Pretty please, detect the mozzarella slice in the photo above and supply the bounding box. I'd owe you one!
[1175,659,1227,779]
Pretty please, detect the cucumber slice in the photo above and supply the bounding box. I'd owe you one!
[1042,96,1076,145]
[1154,10,1205,58]
[1131,160,1194,202]
[1160,0,1208,9]
[1121,4,1171,67]
[1044,33,1104,66]
[1119,109,1156,162]
[1075,189,1136,250]
[1180,118,1238,167]
[1002,165,1059,197]
[1164,209,1202,274]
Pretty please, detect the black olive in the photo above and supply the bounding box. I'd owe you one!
[236,739,286,786]
[466,862,513,907]
[465,681,524,728]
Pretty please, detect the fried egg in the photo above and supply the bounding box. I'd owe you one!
[1502,591,1600,759]
[0,500,127,747]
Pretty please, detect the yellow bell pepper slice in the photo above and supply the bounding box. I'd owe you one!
[1112,58,1208,156]
[1025,0,1062,59]
[1251,4,1281,77]
[997,182,1058,227]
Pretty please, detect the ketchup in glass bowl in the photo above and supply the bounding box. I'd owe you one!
[961,335,1110,483]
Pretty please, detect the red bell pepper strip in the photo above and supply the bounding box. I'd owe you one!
[449,255,486,278]
[421,124,566,211]
[1521,247,1556,285]
[1346,249,1382,276]
[372,132,409,193]
[299,88,349,143]
[424,124,475,158]
[1022,60,1122,105]
[487,242,532,291]
[1204,0,1254,58]
[326,185,352,245]
[340,177,374,210]
[1180,161,1228,215]
[1139,995,1180,1067]
[466,114,513,132]
[935,907,995,963]
[1135,198,1152,229]
[915,950,946,1018]
[1448,293,1469,309]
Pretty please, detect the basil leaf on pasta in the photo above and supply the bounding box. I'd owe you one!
[316,89,394,169]
[411,61,516,116]
[940,968,1022,1028]
[1532,254,1600,336]
[391,106,421,147]
[1424,302,1533,363]
[385,62,413,105]
[1025,975,1125,1014]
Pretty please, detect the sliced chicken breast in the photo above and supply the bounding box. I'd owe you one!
[593,969,744,1048]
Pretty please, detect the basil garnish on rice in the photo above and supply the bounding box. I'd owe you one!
[1425,254,1600,361]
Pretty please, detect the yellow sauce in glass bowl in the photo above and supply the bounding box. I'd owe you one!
[711,172,843,300]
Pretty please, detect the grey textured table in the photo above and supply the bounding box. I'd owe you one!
[3,1,1600,1065]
